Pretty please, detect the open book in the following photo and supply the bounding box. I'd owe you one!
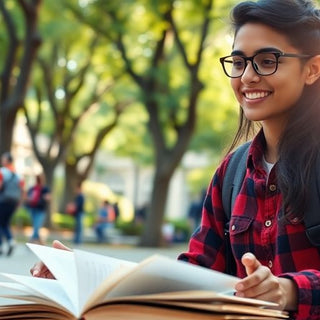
[0,243,289,320]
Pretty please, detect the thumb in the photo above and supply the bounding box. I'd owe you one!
[241,252,261,275]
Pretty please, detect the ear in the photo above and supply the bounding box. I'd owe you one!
[305,55,320,85]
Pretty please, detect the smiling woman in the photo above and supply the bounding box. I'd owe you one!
[178,0,320,319]
[230,22,314,127]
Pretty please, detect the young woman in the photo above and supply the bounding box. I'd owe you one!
[178,0,320,319]
[25,174,51,245]
[31,0,320,319]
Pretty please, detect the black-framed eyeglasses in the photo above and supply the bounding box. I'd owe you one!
[219,51,312,78]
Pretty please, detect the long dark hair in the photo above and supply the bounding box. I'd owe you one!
[229,0,320,220]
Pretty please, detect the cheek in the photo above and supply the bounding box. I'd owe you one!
[276,78,305,106]
[276,66,307,95]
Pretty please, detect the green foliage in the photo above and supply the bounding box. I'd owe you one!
[116,220,144,236]
[0,1,25,71]
[186,165,213,196]
[168,218,192,236]
[26,0,239,168]
[20,0,242,244]
[51,212,75,230]
[12,207,31,228]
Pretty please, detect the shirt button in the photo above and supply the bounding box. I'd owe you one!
[231,225,236,231]
[269,184,277,192]
[268,260,273,269]
[265,220,272,227]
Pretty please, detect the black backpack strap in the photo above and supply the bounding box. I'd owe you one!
[221,142,250,275]
[222,141,251,220]
[304,153,320,246]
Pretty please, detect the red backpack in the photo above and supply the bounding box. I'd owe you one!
[29,185,42,207]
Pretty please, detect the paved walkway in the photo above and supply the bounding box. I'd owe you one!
[0,228,188,274]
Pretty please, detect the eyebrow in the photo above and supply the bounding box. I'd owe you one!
[231,47,282,56]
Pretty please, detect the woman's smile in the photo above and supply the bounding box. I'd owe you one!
[242,90,272,101]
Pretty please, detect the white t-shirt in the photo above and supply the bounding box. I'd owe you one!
[262,155,275,176]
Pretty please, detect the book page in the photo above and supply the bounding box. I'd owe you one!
[26,243,79,312]
[105,255,239,298]
[27,243,136,317]
[157,301,288,318]
[84,302,285,320]
[106,290,278,308]
[73,249,136,313]
[0,282,33,294]
[0,273,76,315]
[0,303,74,320]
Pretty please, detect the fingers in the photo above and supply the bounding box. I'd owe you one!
[30,262,42,277]
[235,252,266,296]
[236,268,276,298]
[30,261,55,279]
[52,240,71,251]
[234,253,296,311]
[241,252,261,275]
[30,240,71,279]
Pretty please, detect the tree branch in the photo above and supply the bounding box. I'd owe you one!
[0,2,19,104]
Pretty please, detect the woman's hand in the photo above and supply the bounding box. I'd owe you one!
[235,253,298,311]
[30,240,71,279]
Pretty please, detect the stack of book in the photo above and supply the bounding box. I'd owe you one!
[0,243,289,320]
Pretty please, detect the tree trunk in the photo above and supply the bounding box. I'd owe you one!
[140,171,171,247]
[0,0,41,155]
[41,162,57,229]
[61,163,80,213]
[0,108,17,154]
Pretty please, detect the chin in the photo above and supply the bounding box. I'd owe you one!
[243,113,268,122]
[242,110,264,122]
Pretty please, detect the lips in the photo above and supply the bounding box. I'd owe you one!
[243,91,271,100]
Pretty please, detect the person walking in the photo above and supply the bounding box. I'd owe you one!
[25,174,51,245]
[0,152,24,256]
[72,182,85,245]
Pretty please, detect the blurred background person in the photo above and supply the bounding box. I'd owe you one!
[25,174,51,245]
[187,189,205,233]
[94,200,115,243]
[72,182,85,245]
[0,152,24,256]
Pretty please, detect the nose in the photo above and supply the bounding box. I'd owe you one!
[241,61,260,84]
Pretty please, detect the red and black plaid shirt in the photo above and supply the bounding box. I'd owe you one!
[178,130,320,320]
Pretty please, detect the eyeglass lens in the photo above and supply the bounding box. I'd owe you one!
[222,52,278,78]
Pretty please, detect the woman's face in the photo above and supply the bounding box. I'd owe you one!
[231,23,310,125]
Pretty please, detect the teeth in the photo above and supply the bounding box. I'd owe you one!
[245,92,269,100]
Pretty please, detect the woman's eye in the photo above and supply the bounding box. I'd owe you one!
[233,59,244,69]
[261,59,276,66]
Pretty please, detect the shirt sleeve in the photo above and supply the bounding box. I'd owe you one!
[280,270,320,319]
[178,156,231,272]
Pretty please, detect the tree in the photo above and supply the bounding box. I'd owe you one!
[25,43,129,212]
[0,0,41,154]
[138,1,213,246]
[24,4,131,215]
[69,0,216,246]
